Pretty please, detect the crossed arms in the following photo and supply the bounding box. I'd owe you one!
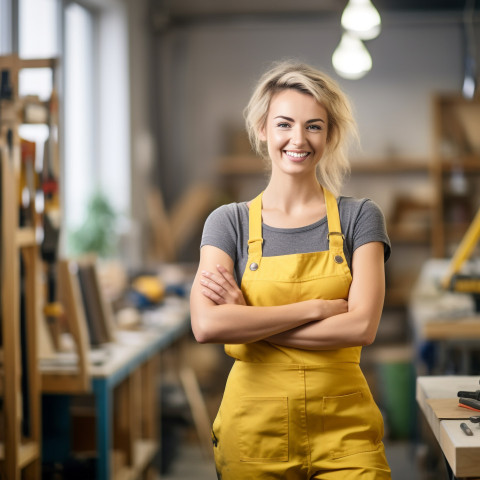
[189,242,385,350]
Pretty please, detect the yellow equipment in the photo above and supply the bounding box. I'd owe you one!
[442,207,480,310]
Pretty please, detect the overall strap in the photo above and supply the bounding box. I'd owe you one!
[324,188,344,251]
[247,192,264,258]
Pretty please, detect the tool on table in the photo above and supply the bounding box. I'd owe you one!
[460,422,474,436]
[470,416,480,425]
[457,389,480,400]
[459,397,480,412]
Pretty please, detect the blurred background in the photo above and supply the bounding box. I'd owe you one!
[1,0,480,479]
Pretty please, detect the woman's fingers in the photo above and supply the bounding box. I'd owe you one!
[201,287,226,305]
[201,267,246,306]
[200,275,226,296]
[216,264,238,288]
[201,269,229,290]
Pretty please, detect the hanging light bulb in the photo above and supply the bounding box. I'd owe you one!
[341,0,381,40]
[332,32,372,80]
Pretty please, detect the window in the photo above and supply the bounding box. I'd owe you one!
[19,0,59,59]
[64,3,95,232]
[0,0,12,54]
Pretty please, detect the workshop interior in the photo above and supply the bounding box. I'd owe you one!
[1,0,480,479]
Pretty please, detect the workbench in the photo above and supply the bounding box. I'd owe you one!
[409,259,480,374]
[416,376,480,479]
[40,297,192,480]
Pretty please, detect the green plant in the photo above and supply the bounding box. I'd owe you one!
[69,192,118,258]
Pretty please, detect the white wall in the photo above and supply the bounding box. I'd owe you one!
[155,13,466,206]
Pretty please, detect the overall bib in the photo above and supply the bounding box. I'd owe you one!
[212,188,391,480]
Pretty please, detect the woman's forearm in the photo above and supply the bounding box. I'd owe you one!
[191,299,320,344]
[265,307,380,350]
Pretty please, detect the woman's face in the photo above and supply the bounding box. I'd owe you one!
[260,89,328,178]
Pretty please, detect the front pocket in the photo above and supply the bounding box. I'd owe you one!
[237,396,289,462]
[323,391,383,459]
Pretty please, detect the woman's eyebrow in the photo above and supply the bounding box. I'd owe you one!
[273,115,326,124]
[306,118,326,124]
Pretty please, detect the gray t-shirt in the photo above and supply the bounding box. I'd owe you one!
[201,196,391,286]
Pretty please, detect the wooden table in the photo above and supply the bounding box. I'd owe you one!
[40,299,192,480]
[416,376,480,479]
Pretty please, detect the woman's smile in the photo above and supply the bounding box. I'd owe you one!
[284,150,311,161]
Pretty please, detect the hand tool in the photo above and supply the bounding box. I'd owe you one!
[459,397,480,412]
[460,422,474,436]
[457,389,480,400]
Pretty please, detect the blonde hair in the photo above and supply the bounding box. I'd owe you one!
[244,61,358,196]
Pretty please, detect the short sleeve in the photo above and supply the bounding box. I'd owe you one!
[352,199,391,262]
[200,204,239,262]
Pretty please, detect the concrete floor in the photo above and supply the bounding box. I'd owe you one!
[160,440,423,480]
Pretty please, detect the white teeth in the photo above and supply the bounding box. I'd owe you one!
[286,151,308,158]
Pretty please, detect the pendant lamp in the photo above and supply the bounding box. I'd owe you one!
[332,32,372,80]
[341,0,381,40]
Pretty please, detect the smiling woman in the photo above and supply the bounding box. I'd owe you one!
[190,60,392,480]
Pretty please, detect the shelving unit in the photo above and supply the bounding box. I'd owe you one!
[0,54,58,480]
[431,93,480,258]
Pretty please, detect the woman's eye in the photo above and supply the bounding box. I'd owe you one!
[307,124,322,131]
[277,122,290,128]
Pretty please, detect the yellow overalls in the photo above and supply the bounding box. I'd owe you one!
[211,188,391,480]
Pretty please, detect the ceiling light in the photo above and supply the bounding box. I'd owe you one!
[341,0,381,40]
[332,33,372,80]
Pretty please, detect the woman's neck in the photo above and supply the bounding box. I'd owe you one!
[262,172,324,214]
[260,173,327,228]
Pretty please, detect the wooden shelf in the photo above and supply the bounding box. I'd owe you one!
[0,53,57,480]
[350,159,430,174]
[16,227,37,248]
[439,155,480,173]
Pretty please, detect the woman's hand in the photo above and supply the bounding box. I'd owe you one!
[200,264,247,306]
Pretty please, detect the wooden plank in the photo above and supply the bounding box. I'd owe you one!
[426,398,472,419]
[17,58,58,69]
[16,228,36,248]
[140,356,158,440]
[179,367,214,459]
[440,420,480,477]
[131,368,142,467]
[18,441,40,469]
[41,373,91,394]
[20,247,41,479]
[114,376,135,467]
[1,140,22,480]
[146,189,175,262]
[56,260,91,392]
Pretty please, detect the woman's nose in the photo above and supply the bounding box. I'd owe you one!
[291,127,306,146]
